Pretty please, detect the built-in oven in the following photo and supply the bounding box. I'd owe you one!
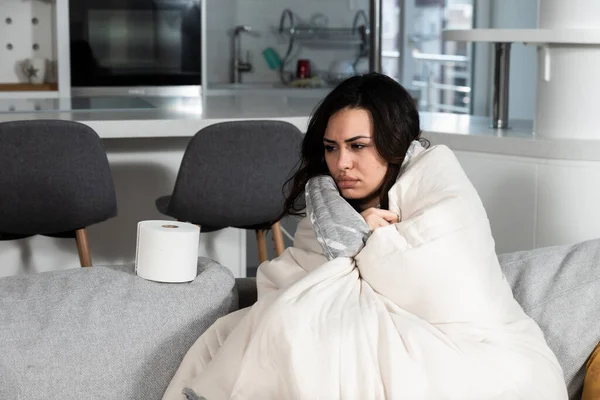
[68,0,204,97]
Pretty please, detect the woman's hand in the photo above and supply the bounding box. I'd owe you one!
[360,208,400,231]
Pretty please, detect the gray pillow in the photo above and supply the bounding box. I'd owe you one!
[500,239,600,399]
[0,258,236,400]
[305,141,421,261]
[305,175,370,260]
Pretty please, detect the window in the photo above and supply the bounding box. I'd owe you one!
[382,0,474,114]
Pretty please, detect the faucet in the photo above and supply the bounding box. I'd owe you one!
[352,10,370,59]
[278,9,295,34]
[231,25,259,84]
[352,9,369,34]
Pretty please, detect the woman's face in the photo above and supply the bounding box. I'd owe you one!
[323,107,388,208]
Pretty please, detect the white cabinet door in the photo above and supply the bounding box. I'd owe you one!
[454,151,538,254]
[537,160,600,248]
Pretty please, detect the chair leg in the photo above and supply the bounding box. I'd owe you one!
[75,228,92,267]
[272,221,285,257]
[255,229,268,263]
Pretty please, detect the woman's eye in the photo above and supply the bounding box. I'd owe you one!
[352,143,366,150]
[324,145,336,152]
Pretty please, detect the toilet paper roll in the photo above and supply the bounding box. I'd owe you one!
[135,220,200,283]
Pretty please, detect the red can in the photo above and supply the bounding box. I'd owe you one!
[296,59,311,79]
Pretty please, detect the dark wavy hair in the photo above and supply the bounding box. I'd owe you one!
[282,72,427,217]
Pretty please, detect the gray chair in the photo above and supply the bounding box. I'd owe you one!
[156,120,303,263]
[0,120,117,267]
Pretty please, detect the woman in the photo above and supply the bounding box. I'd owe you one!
[283,72,422,230]
[164,73,567,400]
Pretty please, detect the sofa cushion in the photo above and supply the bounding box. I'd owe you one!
[499,239,600,399]
[0,258,236,400]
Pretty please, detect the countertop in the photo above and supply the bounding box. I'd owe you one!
[1,92,599,162]
[0,94,315,138]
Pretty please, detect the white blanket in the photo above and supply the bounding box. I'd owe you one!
[164,145,567,400]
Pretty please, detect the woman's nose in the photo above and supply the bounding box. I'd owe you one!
[337,149,352,170]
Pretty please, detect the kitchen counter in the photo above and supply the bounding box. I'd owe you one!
[1,93,600,161]
[0,94,315,137]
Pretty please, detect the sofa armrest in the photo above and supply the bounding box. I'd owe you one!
[0,260,236,399]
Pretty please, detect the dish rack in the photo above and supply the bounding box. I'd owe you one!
[274,9,370,49]
[276,26,368,48]
[271,9,370,87]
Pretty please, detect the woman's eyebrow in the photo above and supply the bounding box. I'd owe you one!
[323,135,371,143]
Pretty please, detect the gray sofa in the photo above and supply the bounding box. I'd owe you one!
[2,241,600,399]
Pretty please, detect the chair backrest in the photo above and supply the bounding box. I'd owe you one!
[0,120,117,235]
[168,120,303,228]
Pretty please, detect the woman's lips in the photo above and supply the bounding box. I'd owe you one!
[337,179,358,189]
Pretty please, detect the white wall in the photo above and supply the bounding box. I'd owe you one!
[456,150,600,253]
[205,0,236,84]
